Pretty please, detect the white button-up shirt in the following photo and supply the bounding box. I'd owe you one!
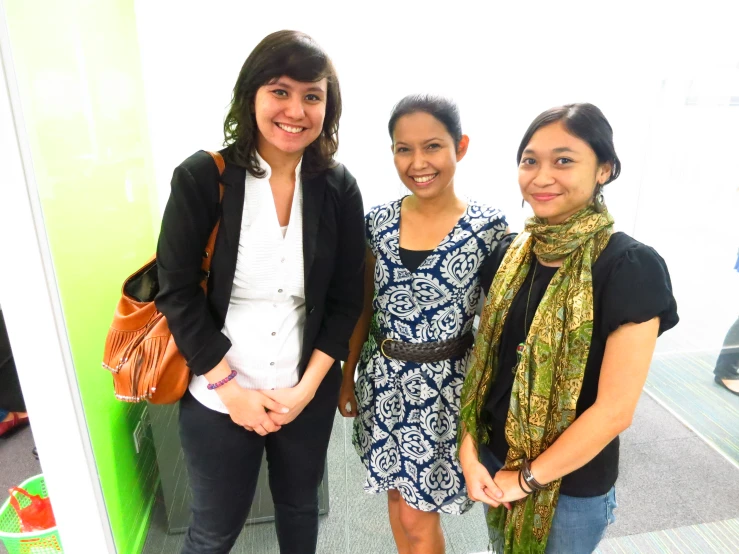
[190,154,305,413]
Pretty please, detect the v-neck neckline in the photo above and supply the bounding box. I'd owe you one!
[395,196,470,273]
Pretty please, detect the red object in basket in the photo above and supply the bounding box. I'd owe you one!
[8,487,57,532]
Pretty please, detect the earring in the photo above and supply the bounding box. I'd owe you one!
[593,184,605,212]
[521,198,526,208]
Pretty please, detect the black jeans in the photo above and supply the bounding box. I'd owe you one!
[178,366,340,554]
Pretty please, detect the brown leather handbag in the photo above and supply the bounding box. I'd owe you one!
[102,151,225,404]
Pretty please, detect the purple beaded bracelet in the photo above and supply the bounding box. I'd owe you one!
[207,369,237,390]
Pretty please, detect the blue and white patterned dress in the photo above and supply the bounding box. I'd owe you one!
[353,198,508,514]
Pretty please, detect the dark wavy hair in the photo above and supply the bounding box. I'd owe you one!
[388,94,463,149]
[223,30,341,177]
[516,103,621,209]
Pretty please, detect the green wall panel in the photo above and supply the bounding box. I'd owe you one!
[5,1,160,552]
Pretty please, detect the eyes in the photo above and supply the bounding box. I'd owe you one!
[520,157,574,167]
[394,143,442,154]
[270,89,323,103]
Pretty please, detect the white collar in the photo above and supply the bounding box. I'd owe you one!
[254,150,303,182]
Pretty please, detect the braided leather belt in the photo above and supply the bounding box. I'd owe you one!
[372,329,474,363]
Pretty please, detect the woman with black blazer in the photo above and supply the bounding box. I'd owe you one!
[154,30,365,554]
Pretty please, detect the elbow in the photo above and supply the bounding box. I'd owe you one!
[612,412,633,435]
[594,402,634,436]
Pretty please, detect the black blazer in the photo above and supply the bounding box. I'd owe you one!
[154,149,366,378]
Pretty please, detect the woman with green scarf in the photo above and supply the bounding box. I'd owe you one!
[458,103,679,554]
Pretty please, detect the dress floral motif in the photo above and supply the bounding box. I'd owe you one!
[353,198,508,514]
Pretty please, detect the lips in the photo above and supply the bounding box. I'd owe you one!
[275,122,305,134]
[410,173,438,186]
[531,193,559,201]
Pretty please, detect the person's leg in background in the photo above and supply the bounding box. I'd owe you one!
[179,390,266,554]
[0,309,29,437]
[265,367,341,554]
[714,315,739,395]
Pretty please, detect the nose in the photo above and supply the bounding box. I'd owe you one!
[531,164,555,187]
[411,150,428,171]
[284,96,305,120]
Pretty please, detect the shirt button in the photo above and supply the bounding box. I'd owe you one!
[271,332,276,336]
[278,288,283,293]
[281,258,285,263]
[270,362,275,366]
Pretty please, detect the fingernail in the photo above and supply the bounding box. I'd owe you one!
[495,490,502,498]
[282,408,289,413]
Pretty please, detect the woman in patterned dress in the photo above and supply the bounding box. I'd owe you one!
[338,95,509,554]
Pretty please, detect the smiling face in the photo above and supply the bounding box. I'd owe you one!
[253,75,328,160]
[392,111,468,200]
[519,121,612,224]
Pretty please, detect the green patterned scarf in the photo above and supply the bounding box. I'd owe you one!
[458,206,614,553]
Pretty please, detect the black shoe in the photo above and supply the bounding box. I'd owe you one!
[714,375,739,397]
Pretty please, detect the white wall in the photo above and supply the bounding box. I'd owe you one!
[135,0,738,226]
[135,0,739,350]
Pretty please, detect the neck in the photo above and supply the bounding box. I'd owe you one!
[406,184,465,216]
[539,202,592,226]
[257,141,302,182]
[537,256,563,268]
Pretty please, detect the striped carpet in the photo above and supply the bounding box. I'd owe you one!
[645,350,739,466]
[595,518,739,553]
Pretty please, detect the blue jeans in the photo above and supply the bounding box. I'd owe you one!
[545,487,617,554]
[480,446,617,554]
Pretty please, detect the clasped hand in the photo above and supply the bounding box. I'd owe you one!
[220,383,314,436]
[464,462,531,509]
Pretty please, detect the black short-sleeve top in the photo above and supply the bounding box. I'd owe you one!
[481,231,679,497]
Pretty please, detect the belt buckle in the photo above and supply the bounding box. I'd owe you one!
[380,338,395,359]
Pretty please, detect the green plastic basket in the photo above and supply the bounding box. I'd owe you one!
[0,474,63,554]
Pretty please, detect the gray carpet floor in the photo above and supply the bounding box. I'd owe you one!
[140,393,739,554]
[1,391,736,553]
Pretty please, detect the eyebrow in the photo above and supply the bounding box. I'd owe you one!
[394,137,445,146]
[272,80,326,93]
[523,147,577,155]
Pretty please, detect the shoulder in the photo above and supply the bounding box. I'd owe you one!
[176,150,221,183]
[316,162,358,196]
[465,200,508,241]
[366,199,402,221]
[464,201,509,253]
[170,150,222,200]
[365,199,402,235]
[596,232,678,336]
[597,232,671,282]
[466,201,507,225]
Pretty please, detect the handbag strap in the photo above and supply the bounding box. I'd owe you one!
[200,151,226,291]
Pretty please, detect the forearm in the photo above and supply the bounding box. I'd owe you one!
[342,306,372,380]
[532,319,659,485]
[458,431,479,465]
[530,403,627,485]
[342,248,376,381]
[299,349,336,396]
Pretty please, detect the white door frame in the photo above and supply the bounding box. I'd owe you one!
[0,4,116,553]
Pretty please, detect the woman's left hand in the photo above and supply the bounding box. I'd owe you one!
[493,470,531,504]
[261,383,316,425]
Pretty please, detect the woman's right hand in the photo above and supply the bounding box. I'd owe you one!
[218,384,290,436]
[337,376,358,417]
[459,433,509,509]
